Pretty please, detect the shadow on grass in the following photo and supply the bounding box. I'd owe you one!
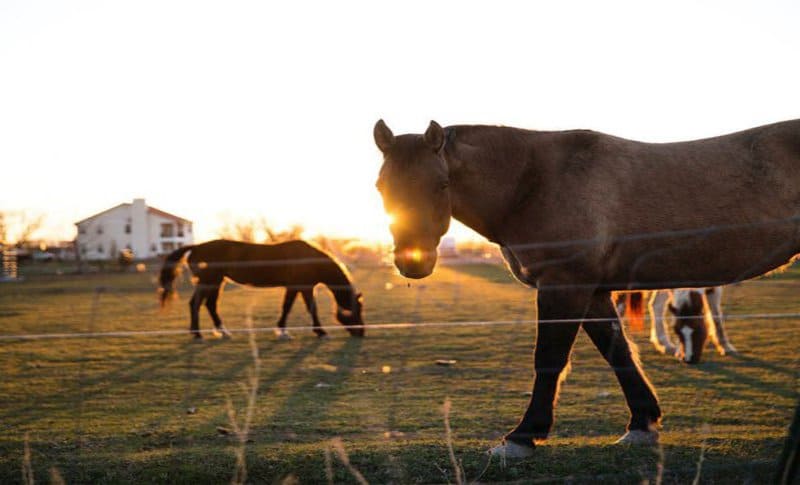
[255,336,364,445]
[1,339,213,428]
[1,436,784,484]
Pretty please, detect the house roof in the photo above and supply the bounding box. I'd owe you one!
[74,203,129,225]
[147,207,192,224]
[75,203,192,225]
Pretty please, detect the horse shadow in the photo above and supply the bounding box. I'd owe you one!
[1,339,215,428]
[251,336,364,442]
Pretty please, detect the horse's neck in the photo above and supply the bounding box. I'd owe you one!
[445,128,536,242]
[321,263,354,308]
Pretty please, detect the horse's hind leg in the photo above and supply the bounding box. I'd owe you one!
[189,288,206,339]
[649,290,677,355]
[205,286,231,338]
[300,289,326,338]
[583,293,661,444]
[706,286,736,355]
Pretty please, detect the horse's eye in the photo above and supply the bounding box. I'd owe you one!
[439,182,449,191]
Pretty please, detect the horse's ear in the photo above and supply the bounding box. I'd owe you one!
[374,119,395,153]
[423,120,445,152]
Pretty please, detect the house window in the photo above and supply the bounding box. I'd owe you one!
[78,226,86,235]
[125,223,131,234]
[162,242,175,253]
[81,245,87,255]
[187,224,192,234]
[97,225,103,235]
[98,244,104,253]
[177,223,184,238]
[160,223,174,238]
[151,244,157,253]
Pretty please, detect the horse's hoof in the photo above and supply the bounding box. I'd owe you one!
[316,333,330,339]
[212,328,232,339]
[191,334,204,342]
[615,429,659,445]
[723,344,738,355]
[487,440,535,459]
[275,331,293,341]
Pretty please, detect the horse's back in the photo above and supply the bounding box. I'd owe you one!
[489,119,800,288]
[186,239,333,287]
[599,121,800,286]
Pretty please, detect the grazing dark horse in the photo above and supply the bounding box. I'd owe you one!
[373,118,800,457]
[159,239,364,339]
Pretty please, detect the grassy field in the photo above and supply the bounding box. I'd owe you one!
[0,260,798,483]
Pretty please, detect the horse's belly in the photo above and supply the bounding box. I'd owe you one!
[609,226,800,288]
[225,268,286,288]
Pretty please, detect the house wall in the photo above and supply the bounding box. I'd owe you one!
[146,214,193,257]
[76,201,194,260]
[76,205,132,260]
[131,198,149,260]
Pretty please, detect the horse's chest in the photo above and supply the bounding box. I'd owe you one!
[501,247,536,287]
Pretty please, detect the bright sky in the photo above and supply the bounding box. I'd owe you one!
[2,0,799,243]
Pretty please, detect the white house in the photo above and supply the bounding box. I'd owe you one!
[75,198,193,260]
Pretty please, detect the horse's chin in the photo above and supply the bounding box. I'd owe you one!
[398,269,432,279]
[395,260,436,279]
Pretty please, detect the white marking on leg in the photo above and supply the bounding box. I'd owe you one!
[681,326,694,362]
[650,291,674,353]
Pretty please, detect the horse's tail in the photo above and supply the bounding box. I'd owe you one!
[159,245,194,308]
[625,291,645,332]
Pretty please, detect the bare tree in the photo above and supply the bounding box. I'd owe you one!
[0,212,7,244]
[0,211,44,248]
[216,216,304,243]
[266,223,304,243]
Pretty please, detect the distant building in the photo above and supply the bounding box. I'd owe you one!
[1,244,18,281]
[75,198,193,260]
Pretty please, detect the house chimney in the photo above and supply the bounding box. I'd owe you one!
[130,198,149,259]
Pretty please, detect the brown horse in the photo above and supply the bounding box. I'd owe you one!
[373,118,800,457]
[159,239,365,339]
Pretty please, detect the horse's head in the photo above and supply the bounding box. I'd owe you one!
[374,119,451,279]
[336,291,365,337]
[669,290,709,364]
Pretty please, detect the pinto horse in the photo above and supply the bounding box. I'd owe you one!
[373,118,800,458]
[652,287,736,361]
[159,239,364,339]
[616,287,736,362]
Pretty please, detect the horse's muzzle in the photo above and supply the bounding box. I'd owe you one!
[394,247,437,279]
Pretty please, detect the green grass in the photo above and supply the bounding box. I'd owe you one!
[0,261,798,483]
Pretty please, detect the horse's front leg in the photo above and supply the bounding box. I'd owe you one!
[706,286,736,355]
[583,292,661,444]
[301,289,327,338]
[648,290,677,355]
[497,288,589,457]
